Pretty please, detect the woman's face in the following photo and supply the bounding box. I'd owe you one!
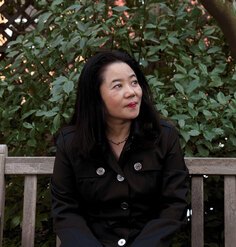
[99,62,143,124]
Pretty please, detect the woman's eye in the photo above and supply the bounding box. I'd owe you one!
[113,84,122,89]
[132,80,139,85]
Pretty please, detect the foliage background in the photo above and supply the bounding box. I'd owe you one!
[0,0,236,246]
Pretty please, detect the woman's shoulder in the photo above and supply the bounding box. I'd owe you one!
[159,119,179,138]
[56,125,76,145]
[60,125,76,136]
[160,118,175,129]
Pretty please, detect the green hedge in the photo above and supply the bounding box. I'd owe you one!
[0,0,235,246]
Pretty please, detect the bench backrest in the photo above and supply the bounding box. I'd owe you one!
[1,144,236,247]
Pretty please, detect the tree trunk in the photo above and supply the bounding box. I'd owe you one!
[199,0,236,59]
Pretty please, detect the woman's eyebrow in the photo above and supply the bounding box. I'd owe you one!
[129,74,137,79]
[111,74,137,83]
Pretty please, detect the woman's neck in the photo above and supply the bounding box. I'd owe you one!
[106,120,131,142]
[106,121,131,160]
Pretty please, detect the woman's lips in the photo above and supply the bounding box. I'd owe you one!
[126,102,137,108]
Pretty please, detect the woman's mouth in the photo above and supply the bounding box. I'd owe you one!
[127,102,137,108]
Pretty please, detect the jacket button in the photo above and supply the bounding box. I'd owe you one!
[96,167,105,176]
[118,238,126,246]
[134,162,142,171]
[117,174,125,182]
[120,202,129,210]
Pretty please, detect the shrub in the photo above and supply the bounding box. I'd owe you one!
[1,0,235,245]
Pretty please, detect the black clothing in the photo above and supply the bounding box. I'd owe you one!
[51,120,189,247]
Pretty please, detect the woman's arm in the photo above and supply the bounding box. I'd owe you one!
[51,131,102,247]
[131,126,189,247]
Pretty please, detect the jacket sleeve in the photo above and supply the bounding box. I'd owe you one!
[51,131,102,247]
[131,126,189,247]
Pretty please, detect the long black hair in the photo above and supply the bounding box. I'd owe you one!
[70,50,160,157]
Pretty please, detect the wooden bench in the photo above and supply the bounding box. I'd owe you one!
[0,144,236,247]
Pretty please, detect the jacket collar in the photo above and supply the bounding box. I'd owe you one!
[129,120,159,151]
[87,120,159,163]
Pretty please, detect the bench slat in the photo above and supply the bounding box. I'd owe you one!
[0,145,7,245]
[22,175,37,247]
[5,157,55,174]
[187,158,236,175]
[56,236,61,247]
[4,157,236,175]
[191,176,204,247]
[224,176,236,247]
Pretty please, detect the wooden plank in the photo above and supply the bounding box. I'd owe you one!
[186,158,236,175]
[0,145,7,247]
[191,176,204,247]
[224,176,236,247]
[21,175,37,247]
[4,157,236,175]
[56,236,61,247]
[5,157,55,174]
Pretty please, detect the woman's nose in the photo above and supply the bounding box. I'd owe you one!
[124,85,136,97]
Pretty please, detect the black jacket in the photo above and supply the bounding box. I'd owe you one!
[51,120,189,247]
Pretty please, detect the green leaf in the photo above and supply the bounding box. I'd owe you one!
[211,63,226,75]
[229,135,236,145]
[52,114,61,133]
[51,0,63,7]
[174,82,185,94]
[6,50,20,58]
[77,22,86,32]
[186,79,200,94]
[213,128,224,135]
[112,6,129,12]
[189,130,200,136]
[172,114,190,120]
[168,37,180,45]
[64,4,82,12]
[207,46,221,54]
[175,64,187,74]
[203,110,212,116]
[63,80,74,95]
[146,24,156,29]
[37,12,52,31]
[36,110,57,117]
[203,131,215,141]
[80,37,87,49]
[180,130,190,143]
[11,216,21,228]
[0,88,4,98]
[21,110,37,120]
[217,92,227,105]
[188,108,198,118]
[209,77,223,87]
[180,54,192,66]
[173,74,186,80]
[178,119,185,128]
[232,73,236,80]
[49,94,63,102]
[199,63,208,75]
[23,122,33,129]
[198,39,206,51]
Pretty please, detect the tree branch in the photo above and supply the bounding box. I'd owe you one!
[200,0,236,59]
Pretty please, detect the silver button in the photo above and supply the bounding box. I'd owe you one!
[120,202,129,210]
[117,174,125,182]
[118,238,126,246]
[134,162,142,171]
[96,167,105,176]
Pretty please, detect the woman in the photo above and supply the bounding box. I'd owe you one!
[51,50,189,247]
